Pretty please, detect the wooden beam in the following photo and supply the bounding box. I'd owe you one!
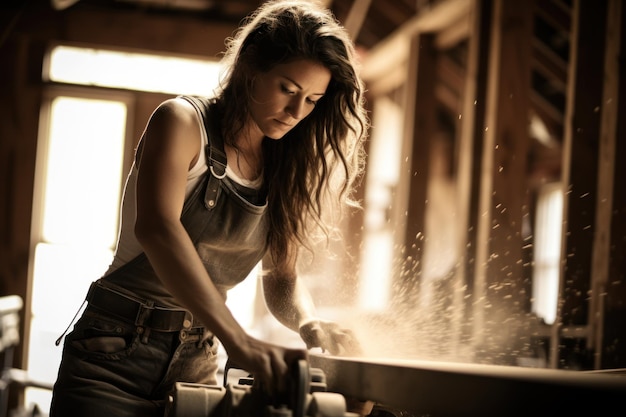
[553,0,608,369]
[529,90,564,140]
[361,0,471,83]
[451,0,494,356]
[534,0,572,34]
[309,354,626,416]
[362,63,406,96]
[472,0,533,361]
[435,11,471,49]
[589,0,621,368]
[437,54,466,98]
[392,33,437,301]
[603,0,626,370]
[435,83,461,114]
[343,0,372,40]
[58,6,235,58]
[531,37,568,91]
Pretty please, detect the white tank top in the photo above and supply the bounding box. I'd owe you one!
[105,100,261,274]
[105,105,208,274]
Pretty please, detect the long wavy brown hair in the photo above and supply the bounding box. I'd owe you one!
[214,0,369,267]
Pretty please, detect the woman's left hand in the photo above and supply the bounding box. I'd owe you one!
[299,319,363,356]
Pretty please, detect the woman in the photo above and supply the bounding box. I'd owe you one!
[50,0,368,415]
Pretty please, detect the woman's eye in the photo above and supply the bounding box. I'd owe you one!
[280,85,295,95]
[306,98,318,106]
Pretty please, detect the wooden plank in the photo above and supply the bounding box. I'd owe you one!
[531,37,568,91]
[534,0,572,33]
[590,0,622,369]
[60,7,236,59]
[472,0,533,362]
[435,12,471,49]
[343,0,372,40]
[454,0,492,353]
[361,0,471,83]
[603,0,626,370]
[436,55,465,98]
[395,33,437,300]
[553,0,608,368]
[309,353,626,416]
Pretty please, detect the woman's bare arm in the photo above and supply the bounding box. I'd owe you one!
[134,98,304,391]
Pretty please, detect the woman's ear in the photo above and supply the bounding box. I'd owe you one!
[238,46,260,88]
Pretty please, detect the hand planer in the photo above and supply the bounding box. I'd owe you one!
[165,359,357,417]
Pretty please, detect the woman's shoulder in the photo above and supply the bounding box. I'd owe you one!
[142,97,203,143]
[151,97,198,125]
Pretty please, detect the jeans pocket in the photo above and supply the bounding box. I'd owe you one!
[75,336,127,353]
[67,310,139,359]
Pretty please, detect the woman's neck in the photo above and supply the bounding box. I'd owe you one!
[226,129,263,180]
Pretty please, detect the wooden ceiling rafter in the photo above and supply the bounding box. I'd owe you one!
[531,37,568,90]
[360,0,472,85]
[534,0,571,35]
[342,0,372,40]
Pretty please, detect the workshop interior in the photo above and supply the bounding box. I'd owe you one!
[1,0,626,416]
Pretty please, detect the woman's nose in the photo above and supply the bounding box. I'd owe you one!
[286,98,305,120]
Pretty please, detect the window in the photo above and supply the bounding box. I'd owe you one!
[358,96,404,311]
[27,93,129,410]
[531,183,564,325]
[48,45,223,96]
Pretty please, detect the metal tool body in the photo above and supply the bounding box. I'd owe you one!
[166,359,354,417]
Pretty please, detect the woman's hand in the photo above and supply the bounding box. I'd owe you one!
[299,319,363,356]
[224,335,307,396]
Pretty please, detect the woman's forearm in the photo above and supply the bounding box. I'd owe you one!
[136,219,248,349]
[262,271,318,332]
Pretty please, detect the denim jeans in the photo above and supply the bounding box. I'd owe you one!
[49,308,218,417]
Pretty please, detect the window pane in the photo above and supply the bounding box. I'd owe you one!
[26,96,127,412]
[42,97,126,246]
[531,183,564,325]
[48,45,222,96]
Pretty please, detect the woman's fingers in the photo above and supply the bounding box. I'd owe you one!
[234,339,308,397]
[299,320,363,356]
[329,328,363,356]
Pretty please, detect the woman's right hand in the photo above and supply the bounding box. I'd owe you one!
[224,335,308,397]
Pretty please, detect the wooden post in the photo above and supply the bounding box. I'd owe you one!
[396,33,437,301]
[553,0,608,369]
[453,0,493,356]
[600,0,626,370]
[472,0,532,363]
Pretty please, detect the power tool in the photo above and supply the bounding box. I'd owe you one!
[166,359,357,417]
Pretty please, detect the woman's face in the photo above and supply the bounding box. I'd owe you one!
[248,58,331,140]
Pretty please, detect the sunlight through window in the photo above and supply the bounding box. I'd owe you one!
[27,97,128,411]
[42,97,126,245]
[359,96,403,311]
[532,183,563,325]
[48,45,222,96]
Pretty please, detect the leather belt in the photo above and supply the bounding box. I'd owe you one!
[85,281,201,332]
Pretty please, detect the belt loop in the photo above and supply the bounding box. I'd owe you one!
[136,299,154,326]
[139,326,150,344]
[139,300,153,344]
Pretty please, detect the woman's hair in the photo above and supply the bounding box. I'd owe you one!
[215,0,369,267]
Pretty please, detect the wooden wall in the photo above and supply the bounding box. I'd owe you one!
[361,0,626,370]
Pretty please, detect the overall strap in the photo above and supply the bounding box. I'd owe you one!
[180,95,227,210]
